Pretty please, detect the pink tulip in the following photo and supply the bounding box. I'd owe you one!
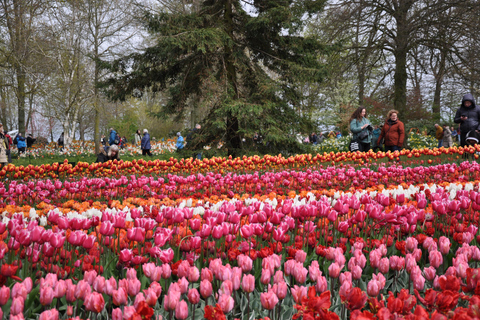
[92,276,106,294]
[242,274,255,293]
[237,254,253,272]
[112,287,128,306]
[175,300,189,320]
[328,262,341,278]
[439,236,451,255]
[429,250,443,269]
[295,250,307,263]
[188,266,200,283]
[0,286,10,305]
[187,288,200,304]
[163,288,181,311]
[40,286,54,306]
[177,277,189,294]
[144,288,159,307]
[316,276,328,293]
[291,285,308,304]
[200,279,213,298]
[378,258,389,274]
[260,290,279,310]
[84,292,105,313]
[367,279,380,297]
[218,294,235,313]
[54,280,67,298]
[112,308,123,320]
[134,293,146,310]
[261,268,271,285]
[11,297,24,315]
[276,281,288,300]
[424,266,436,281]
[38,309,60,320]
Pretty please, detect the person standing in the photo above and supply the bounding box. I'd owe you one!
[57,132,64,151]
[26,134,36,148]
[3,128,12,163]
[134,129,142,146]
[434,124,443,148]
[450,126,458,143]
[350,107,372,151]
[100,134,107,146]
[109,128,118,146]
[16,133,26,154]
[309,132,318,145]
[372,125,382,151]
[0,124,10,168]
[377,110,405,152]
[454,94,480,147]
[141,129,152,156]
[442,125,453,148]
[176,132,184,151]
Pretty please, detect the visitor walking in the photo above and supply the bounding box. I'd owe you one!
[442,125,453,148]
[350,107,372,152]
[57,132,64,151]
[26,134,36,148]
[176,132,184,151]
[16,133,26,154]
[141,129,152,156]
[109,128,118,145]
[0,124,9,168]
[454,93,480,147]
[134,129,142,146]
[377,110,405,152]
[435,124,443,148]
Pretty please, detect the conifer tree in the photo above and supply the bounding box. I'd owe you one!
[103,0,327,156]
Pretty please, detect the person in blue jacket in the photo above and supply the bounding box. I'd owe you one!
[109,128,118,145]
[16,133,27,154]
[176,132,184,150]
[141,129,152,156]
[350,107,372,151]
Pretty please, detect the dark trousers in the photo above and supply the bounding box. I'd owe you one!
[142,149,152,156]
[18,147,25,154]
[360,142,370,152]
[385,145,400,152]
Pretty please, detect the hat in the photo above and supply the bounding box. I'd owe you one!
[466,130,480,144]
[177,132,181,136]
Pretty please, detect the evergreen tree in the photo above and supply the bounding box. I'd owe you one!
[103,0,327,156]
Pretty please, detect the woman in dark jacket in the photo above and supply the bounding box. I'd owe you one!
[454,93,480,147]
[377,110,405,152]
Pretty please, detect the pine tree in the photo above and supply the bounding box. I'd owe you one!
[103,0,327,156]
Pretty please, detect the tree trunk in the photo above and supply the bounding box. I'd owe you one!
[393,1,411,116]
[432,51,446,121]
[16,65,26,134]
[224,0,241,157]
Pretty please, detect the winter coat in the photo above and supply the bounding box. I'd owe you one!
[26,136,36,148]
[454,94,480,134]
[109,130,117,145]
[377,119,405,148]
[96,146,119,163]
[176,136,184,149]
[0,133,9,163]
[141,133,151,150]
[134,133,141,145]
[350,117,372,143]
[16,136,26,149]
[442,127,453,147]
[435,126,444,140]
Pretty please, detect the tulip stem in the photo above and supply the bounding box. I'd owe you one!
[247,293,250,320]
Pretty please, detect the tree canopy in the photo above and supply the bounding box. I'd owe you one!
[103,0,328,156]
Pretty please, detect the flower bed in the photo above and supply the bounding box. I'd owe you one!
[1,157,480,319]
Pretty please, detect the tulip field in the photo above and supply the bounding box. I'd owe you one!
[2,146,480,319]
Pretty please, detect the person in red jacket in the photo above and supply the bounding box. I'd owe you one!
[377,109,405,152]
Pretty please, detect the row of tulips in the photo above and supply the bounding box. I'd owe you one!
[3,160,480,208]
[0,176,480,318]
[3,144,480,181]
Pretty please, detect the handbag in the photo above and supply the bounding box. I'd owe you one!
[357,130,369,140]
[349,139,361,152]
